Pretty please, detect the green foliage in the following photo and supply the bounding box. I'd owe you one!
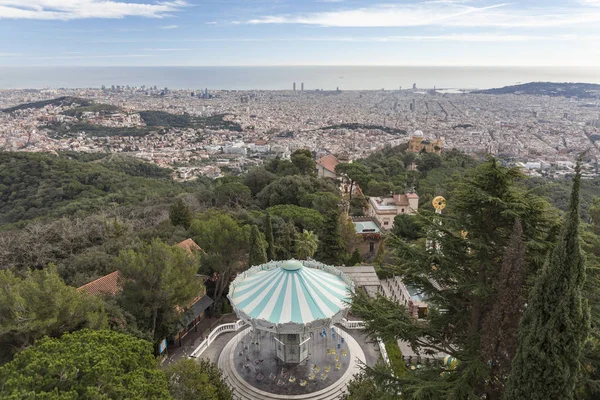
[300,191,341,214]
[266,204,326,233]
[391,214,423,241]
[276,221,297,260]
[0,266,107,363]
[336,162,370,199]
[0,329,170,399]
[139,111,243,131]
[318,210,345,265]
[294,230,319,260]
[164,358,233,400]
[291,149,316,176]
[351,158,560,398]
[0,152,188,226]
[265,212,276,261]
[243,167,277,196]
[342,364,400,400]
[140,110,192,127]
[2,96,91,113]
[117,238,200,340]
[257,175,338,208]
[190,210,250,311]
[248,225,268,266]
[506,167,590,400]
[384,339,407,377]
[170,198,193,229]
[347,248,361,266]
[214,182,253,208]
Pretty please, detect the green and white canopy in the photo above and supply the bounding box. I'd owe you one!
[228,260,354,333]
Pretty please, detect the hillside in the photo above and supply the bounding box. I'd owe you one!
[2,96,92,113]
[473,82,600,99]
[0,152,203,226]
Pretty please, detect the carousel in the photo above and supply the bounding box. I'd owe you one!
[219,259,365,399]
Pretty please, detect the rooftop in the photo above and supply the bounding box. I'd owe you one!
[353,220,381,234]
[316,154,339,173]
[77,270,120,297]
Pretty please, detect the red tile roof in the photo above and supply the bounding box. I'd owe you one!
[77,271,121,297]
[316,154,339,173]
[176,238,202,254]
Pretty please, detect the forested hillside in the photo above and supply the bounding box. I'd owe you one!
[0,152,204,226]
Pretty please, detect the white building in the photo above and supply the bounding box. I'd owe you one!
[367,192,419,229]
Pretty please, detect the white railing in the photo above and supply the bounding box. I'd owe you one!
[340,318,366,329]
[189,320,247,358]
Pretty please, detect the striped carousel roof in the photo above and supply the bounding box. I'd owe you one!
[229,260,353,326]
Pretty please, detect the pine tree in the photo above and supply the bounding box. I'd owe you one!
[265,212,276,261]
[480,220,526,399]
[169,198,192,229]
[318,210,345,265]
[248,225,267,266]
[505,163,590,400]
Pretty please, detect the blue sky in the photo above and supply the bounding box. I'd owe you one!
[1,0,599,66]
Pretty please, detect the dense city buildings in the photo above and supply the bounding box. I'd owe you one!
[1,85,599,179]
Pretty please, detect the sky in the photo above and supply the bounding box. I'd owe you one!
[0,0,600,66]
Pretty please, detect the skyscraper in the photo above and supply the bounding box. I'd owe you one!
[301,83,304,91]
[293,82,296,91]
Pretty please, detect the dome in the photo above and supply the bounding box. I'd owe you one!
[413,130,424,137]
[228,260,354,333]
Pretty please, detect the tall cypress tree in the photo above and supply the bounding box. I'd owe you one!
[248,225,267,267]
[480,220,527,400]
[505,163,590,400]
[318,210,344,265]
[265,213,276,261]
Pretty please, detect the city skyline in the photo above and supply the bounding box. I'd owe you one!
[0,0,599,67]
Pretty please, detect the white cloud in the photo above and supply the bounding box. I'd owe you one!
[580,0,600,6]
[247,2,600,27]
[160,24,178,29]
[0,0,187,20]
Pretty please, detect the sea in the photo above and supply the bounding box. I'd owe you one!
[0,66,599,91]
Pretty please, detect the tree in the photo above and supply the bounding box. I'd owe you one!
[335,162,370,199]
[295,230,319,260]
[257,175,337,208]
[117,238,200,340]
[479,220,527,399]
[276,221,297,260]
[347,248,361,266]
[416,152,442,173]
[248,225,267,266]
[350,158,559,398]
[318,210,345,265]
[0,329,170,399]
[265,212,276,261]
[291,149,317,176]
[164,358,233,400]
[214,182,253,208]
[0,266,107,363]
[170,198,193,229]
[243,167,277,196]
[267,204,326,233]
[190,210,250,312]
[391,213,422,241]
[505,165,590,400]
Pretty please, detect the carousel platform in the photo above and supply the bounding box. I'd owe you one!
[218,326,365,400]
